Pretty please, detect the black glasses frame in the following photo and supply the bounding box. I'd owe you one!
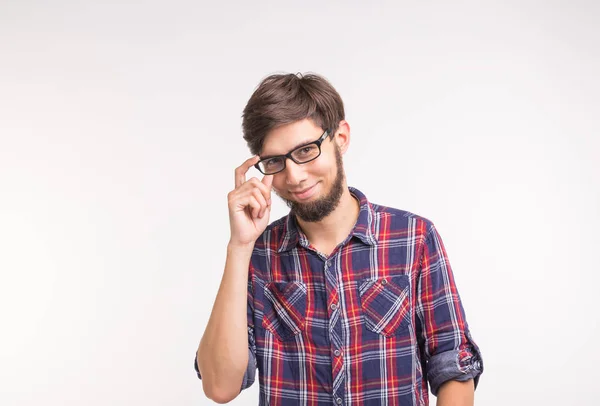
[254,129,332,175]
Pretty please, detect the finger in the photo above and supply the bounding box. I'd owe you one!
[251,188,268,218]
[235,156,261,189]
[244,178,272,206]
[247,195,261,219]
[261,175,274,205]
[261,174,274,189]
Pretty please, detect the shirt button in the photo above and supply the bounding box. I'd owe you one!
[381,278,387,285]
[335,397,343,405]
[334,349,341,357]
[330,303,338,311]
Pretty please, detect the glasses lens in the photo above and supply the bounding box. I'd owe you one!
[291,144,320,163]
[259,157,285,174]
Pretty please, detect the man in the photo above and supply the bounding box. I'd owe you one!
[195,73,484,405]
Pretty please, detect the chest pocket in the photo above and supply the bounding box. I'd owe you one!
[358,275,411,337]
[262,281,307,341]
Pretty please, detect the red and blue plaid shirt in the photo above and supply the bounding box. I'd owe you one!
[196,187,483,405]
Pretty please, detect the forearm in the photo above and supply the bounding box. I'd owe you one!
[197,242,254,401]
[436,379,474,406]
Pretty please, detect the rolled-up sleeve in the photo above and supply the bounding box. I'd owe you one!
[193,264,258,392]
[416,223,484,396]
[194,332,257,391]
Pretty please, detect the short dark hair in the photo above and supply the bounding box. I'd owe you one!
[242,72,345,156]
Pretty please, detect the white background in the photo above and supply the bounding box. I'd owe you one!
[1,1,598,405]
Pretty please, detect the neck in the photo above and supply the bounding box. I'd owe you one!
[295,184,360,248]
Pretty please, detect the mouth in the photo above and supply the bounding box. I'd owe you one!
[290,183,318,200]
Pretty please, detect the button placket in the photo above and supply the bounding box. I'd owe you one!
[324,254,345,405]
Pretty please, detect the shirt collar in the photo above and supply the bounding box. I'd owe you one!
[277,186,378,253]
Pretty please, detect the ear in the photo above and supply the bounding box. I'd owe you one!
[334,120,351,155]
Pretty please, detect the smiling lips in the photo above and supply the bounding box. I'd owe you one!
[290,183,318,200]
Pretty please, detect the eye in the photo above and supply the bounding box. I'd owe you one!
[265,157,282,168]
[297,145,316,156]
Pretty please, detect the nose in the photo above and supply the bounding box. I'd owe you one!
[283,158,307,186]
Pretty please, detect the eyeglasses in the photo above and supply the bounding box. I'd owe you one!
[254,129,332,175]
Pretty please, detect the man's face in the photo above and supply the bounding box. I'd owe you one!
[260,119,346,222]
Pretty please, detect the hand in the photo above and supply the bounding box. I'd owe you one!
[227,156,274,247]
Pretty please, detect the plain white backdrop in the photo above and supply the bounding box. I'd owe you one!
[1,1,598,405]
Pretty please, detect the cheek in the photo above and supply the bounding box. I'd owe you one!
[313,160,335,179]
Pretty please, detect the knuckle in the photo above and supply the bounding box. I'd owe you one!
[257,182,267,191]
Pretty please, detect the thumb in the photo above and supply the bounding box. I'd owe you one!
[262,174,274,189]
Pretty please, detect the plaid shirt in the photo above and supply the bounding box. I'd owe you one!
[195,187,483,405]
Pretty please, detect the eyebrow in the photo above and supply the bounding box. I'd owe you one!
[260,138,316,160]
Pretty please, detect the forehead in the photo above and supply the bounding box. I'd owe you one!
[261,119,324,156]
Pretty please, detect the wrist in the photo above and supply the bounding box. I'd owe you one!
[227,240,255,254]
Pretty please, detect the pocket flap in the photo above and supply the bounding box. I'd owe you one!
[262,281,307,340]
[358,275,410,336]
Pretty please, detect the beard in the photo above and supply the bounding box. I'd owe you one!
[278,145,345,223]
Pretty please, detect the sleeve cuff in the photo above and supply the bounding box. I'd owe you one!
[194,352,202,379]
[194,347,257,391]
[240,347,257,390]
[427,346,484,396]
